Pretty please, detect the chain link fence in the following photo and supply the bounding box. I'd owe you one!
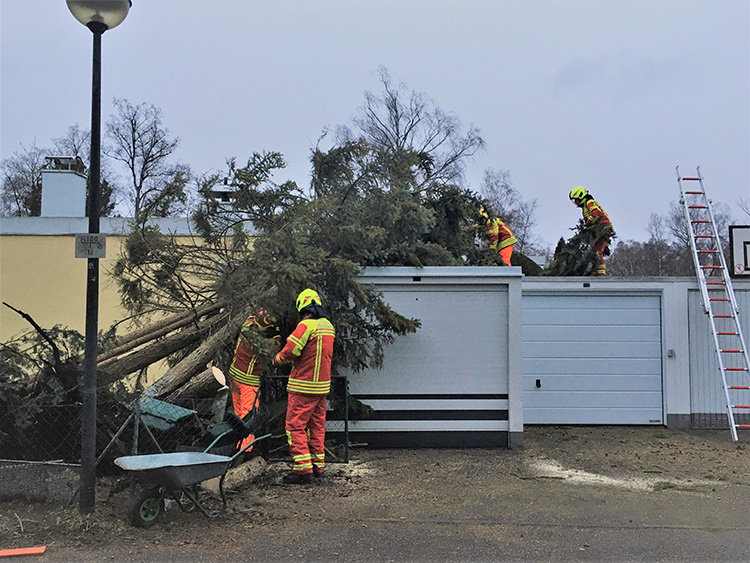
[0,402,83,502]
[0,376,349,502]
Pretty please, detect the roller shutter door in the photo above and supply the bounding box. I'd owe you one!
[523,293,663,424]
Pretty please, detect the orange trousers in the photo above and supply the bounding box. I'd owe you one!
[592,238,608,276]
[499,245,514,267]
[285,392,327,475]
[230,379,258,451]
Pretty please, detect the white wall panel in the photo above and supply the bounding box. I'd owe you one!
[688,287,750,428]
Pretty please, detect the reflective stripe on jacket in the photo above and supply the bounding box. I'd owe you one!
[582,199,611,228]
[486,218,517,251]
[275,317,335,395]
[229,312,278,386]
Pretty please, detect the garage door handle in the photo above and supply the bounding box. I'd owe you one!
[536,379,541,388]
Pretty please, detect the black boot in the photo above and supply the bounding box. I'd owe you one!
[282,472,313,485]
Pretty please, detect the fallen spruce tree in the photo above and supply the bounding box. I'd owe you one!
[1,142,602,463]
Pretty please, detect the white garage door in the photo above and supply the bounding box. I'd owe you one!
[347,286,510,447]
[523,293,663,424]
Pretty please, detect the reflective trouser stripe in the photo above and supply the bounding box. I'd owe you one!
[290,448,313,472]
[312,452,325,472]
[593,237,608,276]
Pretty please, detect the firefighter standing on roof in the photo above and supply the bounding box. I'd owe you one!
[228,309,280,452]
[273,289,336,485]
[569,186,614,276]
[480,207,516,266]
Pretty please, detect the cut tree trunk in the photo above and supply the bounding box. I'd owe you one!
[98,301,225,363]
[97,312,229,380]
[145,311,247,399]
[164,367,226,404]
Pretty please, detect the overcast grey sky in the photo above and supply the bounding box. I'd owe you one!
[1,0,748,248]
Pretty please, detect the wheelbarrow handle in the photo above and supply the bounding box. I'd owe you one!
[229,433,271,462]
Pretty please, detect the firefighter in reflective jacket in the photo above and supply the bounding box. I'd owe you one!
[480,207,516,266]
[273,289,336,484]
[228,309,280,452]
[569,186,614,276]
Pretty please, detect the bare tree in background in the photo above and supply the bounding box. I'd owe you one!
[667,200,733,251]
[105,98,188,219]
[52,124,117,217]
[337,66,485,189]
[52,124,89,159]
[646,213,668,243]
[607,201,734,276]
[479,168,542,254]
[0,128,122,218]
[738,196,750,219]
[0,143,48,216]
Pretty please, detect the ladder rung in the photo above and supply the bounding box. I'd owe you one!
[695,234,714,238]
[725,367,748,372]
[721,349,743,353]
[698,250,718,254]
[710,297,729,301]
[719,332,738,335]
[706,281,725,285]
[691,220,710,223]
[702,265,722,269]
[732,405,750,409]
[737,425,750,428]
[714,314,734,318]
[688,205,707,209]
[730,386,750,390]
[683,179,702,182]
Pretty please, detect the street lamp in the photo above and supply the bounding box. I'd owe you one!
[67,0,131,514]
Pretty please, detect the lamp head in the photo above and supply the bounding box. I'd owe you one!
[67,0,131,32]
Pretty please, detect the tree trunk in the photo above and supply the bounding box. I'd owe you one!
[164,367,226,404]
[145,311,247,399]
[97,312,229,380]
[98,301,225,363]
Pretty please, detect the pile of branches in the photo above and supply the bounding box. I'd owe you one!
[0,301,235,462]
[545,220,616,276]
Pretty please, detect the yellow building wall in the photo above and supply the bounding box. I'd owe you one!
[1,234,137,342]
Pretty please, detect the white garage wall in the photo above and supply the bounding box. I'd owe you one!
[346,267,523,448]
[341,271,749,443]
[688,286,750,428]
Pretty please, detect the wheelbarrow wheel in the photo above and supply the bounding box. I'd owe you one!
[129,488,164,528]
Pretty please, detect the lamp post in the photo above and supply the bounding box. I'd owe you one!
[67,0,131,514]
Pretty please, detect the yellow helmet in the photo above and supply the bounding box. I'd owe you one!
[296,288,322,312]
[569,186,588,201]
